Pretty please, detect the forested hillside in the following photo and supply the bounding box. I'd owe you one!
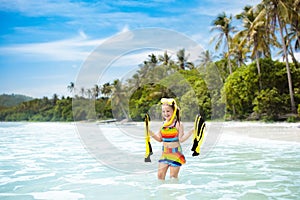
[0,96,112,122]
[0,94,33,107]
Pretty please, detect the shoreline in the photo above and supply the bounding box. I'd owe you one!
[1,121,299,143]
[214,121,300,143]
[109,120,300,143]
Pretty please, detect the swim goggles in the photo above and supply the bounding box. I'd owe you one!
[161,98,176,106]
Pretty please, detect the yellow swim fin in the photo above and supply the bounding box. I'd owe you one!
[191,114,205,156]
[144,113,153,162]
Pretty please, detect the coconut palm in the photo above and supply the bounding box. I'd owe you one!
[285,0,300,68]
[92,84,100,99]
[137,61,150,83]
[86,89,93,99]
[289,22,300,52]
[111,79,129,120]
[259,0,296,113]
[52,93,58,105]
[147,53,158,68]
[159,50,172,66]
[235,5,275,89]
[287,22,300,68]
[185,62,195,70]
[277,32,299,69]
[176,48,190,70]
[101,82,112,97]
[198,50,216,68]
[67,82,75,94]
[230,36,249,67]
[80,87,85,98]
[145,53,159,81]
[210,12,236,74]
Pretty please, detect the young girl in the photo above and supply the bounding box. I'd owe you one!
[149,98,194,180]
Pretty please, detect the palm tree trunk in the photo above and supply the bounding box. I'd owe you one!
[254,36,262,90]
[278,17,296,113]
[255,50,262,90]
[121,105,129,121]
[232,105,236,119]
[288,46,299,69]
[226,35,233,74]
[284,25,299,68]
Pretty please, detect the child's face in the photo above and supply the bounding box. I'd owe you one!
[162,104,174,121]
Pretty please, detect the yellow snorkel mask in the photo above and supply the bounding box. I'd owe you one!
[161,98,178,127]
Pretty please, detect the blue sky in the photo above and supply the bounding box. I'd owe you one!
[0,0,261,98]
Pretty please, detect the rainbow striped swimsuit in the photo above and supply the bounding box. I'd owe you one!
[159,121,186,167]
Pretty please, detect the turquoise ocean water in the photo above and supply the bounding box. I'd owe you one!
[0,122,299,200]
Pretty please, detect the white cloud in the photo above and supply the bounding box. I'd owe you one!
[121,25,130,33]
[14,83,70,98]
[1,80,71,98]
[296,52,300,61]
[276,52,300,62]
[0,32,105,62]
[78,30,88,40]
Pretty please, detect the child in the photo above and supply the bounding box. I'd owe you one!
[149,98,194,180]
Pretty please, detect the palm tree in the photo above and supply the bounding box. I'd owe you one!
[86,89,92,99]
[287,23,299,68]
[185,62,195,70]
[111,79,129,120]
[67,82,75,94]
[101,82,112,97]
[176,49,189,70]
[277,31,299,69]
[285,0,300,68]
[145,53,158,82]
[80,87,85,98]
[147,53,158,68]
[159,50,172,66]
[198,50,216,68]
[137,61,149,84]
[92,84,100,99]
[210,12,236,74]
[52,93,58,105]
[289,23,300,53]
[259,0,296,113]
[230,36,249,67]
[235,5,275,89]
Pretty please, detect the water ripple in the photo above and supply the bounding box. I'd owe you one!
[0,122,299,199]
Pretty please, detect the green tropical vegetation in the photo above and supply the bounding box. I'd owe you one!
[0,94,112,122]
[0,0,299,122]
[0,94,33,107]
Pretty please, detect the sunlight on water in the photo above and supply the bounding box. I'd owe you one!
[0,122,299,199]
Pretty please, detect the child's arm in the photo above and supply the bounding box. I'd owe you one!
[150,130,162,142]
[178,123,193,143]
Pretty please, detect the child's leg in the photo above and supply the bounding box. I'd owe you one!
[157,163,169,180]
[169,166,180,179]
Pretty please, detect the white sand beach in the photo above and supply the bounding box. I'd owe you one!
[219,121,300,143]
[144,120,300,143]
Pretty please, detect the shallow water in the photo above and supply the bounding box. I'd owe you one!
[0,122,299,200]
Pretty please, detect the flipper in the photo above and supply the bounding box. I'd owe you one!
[191,114,205,156]
[144,113,153,162]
